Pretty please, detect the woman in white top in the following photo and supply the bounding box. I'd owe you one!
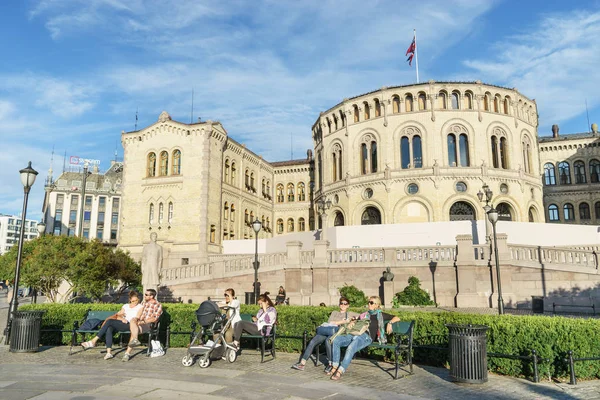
[81,291,143,359]
[221,288,241,343]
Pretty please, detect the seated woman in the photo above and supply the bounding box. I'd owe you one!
[329,295,400,380]
[291,296,358,372]
[81,291,143,359]
[275,286,286,305]
[232,292,276,350]
[219,287,241,343]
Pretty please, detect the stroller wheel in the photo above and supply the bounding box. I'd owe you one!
[181,354,194,367]
[197,355,211,368]
[226,348,237,363]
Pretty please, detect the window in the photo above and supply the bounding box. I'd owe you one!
[277,219,284,234]
[496,202,513,221]
[448,130,470,167]
[544,163,556,185]
[407,183,419,194]
[491,133,508,169]
[85,195,92,206]
[110,229,117,240]
[574,161,586,184]
[363,188,373,199]
[491,136,499,168]
[149,204,154,224]
[405,94,413,112]
[82,229,89,239]
[392,96,400,113]
[97,229,103,240]
[494,95,500,113]
[250,211,254,224]
[71,195,79,206]
[465,92,473,110]
[276,184,284,203]
[374,99,381,117]
[558,162,571,185]
[438,92,447,109]
[224,202,229,220]
[400,134,422,169]
[231,162,236,184]
[99,197,106,208]
[563,203,575,221]
[590,159,600,183]
[287,183,295,202]
[528,207,536,222]
[596,202,600,219]
[297,182,306,201]
[159,151,168,176]
[158,203,164,224]
[484,93,490,111]
[331,144,343,181]
[334,212,345,226]
[451,92,460,109]
[172,150,181,175]
[244,209,249,224]
[224,160,230,182]
[250,172,255,190]
[448,134,457,167]
[361,207,381,225]
[503,98,510,114]
[579,203,591,220]
[363,102,370,120]
[353,105,359,122]
[455,182,467,192]
[69,210,77,224]
[522,139,533,174]
[449,201,475,221]
[262,179,266,195]
[418,93,426,110]
[266,181,271,198]
[287,218,294,232]
[53,210,62,235]
[168,202,173,224]
[245,169,250,188]
[295,217,305,231]
[230,204,235,221]
[401,136,410,169]
[147,153,156,177]
[112,198,120,209]
[68,228,75,237]
[112,212,118,225]
[210,225,216,243]
[97,211,105,225]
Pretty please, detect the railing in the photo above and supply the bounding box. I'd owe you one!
[510,244,598,269]
[393,246,456,263]
[328,248,384,264]
[300,251,313,264]
[221,252,287,273]
[163,263,212,281]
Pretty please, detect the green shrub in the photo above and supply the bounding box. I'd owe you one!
[339,285,368,307]
[21,303,600,380]
[393,276,435,307]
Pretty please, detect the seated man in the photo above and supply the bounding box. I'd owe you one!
[122,288,163,362]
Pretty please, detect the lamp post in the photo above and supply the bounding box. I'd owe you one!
[77,162,90,238]
[36,221,46,237]
[477,184,493,243]
[251,219,262,304]
[4,162,38,344]
[477,184,504,315]
[316,196,332,241]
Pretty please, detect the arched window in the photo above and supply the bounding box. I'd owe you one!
[579,203,591,220]
[266,181,271,198]
[558,161,571,185]
[250,172,255,190]
[298,217,305,231]
[266,217,270,230]
[491,136,499,168]
[595,201,600,219]
[392,96,400,113]
[262,178,266,195]
[353,105,359,122]
[459,134,470,167]
[494,95,500,113]
[231,162,236,184]
[223,229,228,240]
[340,110,345,127]
[287,218,294,232]
[447,134,457,167]
[147,153,156,177]
[168,202,173,224]
[451,92,460,109]
[261,215,265,229]
[224,202,229,220]
[210,225,215,243]
[297,182,306,201]
[149,203,154,224]
[159,151,168,176]
[548,204,559,221]
[544,163,556,185]
[590,159,600,183]
[363,101,370,120]
[224,159,230,183]
[333,114,338,130]
[158,202,164,224]
[528,207,537,222]
[326,117,331,134]
[496,202,513,221]
[244,209,249,224]
[500,137,508,169]
[522,138,532,173]
[172,150,181,175]
[484,93,490,111]
[230,204,235,221]
[503,98,510,114]
[413,136,422,168]
[418,93,426,110]
[465,92,473,110]
[359,136,378,174]
[361,207,381,225]
[277,219,284,233]
[332,152,337,181]
[331,144,343,181]
[449,201,475,221]
[309,217,315,230]
[249,211,254,224]
[563,203,575,221]
[334,211,345,226]
[245,169,250,188]
[401,136,410,169]
[361,143,368,174]
[287,183,295,202]
[374,99,381,117]
[574,161,586,184]
[438,91,447,109]
[400,132,423,169]
[276,184,284,203]
[405,94,413,112]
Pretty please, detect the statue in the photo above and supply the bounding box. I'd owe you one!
[142,232,163,292]
[383,267,395,282]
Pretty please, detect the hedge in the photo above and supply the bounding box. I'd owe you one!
[20,304,600,380]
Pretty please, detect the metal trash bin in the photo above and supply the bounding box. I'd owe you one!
[532,296,544,314]
[9,310,45,353]
[245,292,255,305]
[447,324,488,384]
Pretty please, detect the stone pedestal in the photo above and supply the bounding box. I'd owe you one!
[383,281,394,309]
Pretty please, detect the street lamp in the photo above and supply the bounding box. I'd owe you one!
[251,219,262,304]
[477,184,493,243]
[4,162,38,344]
[78,162,90,238]
[316,196,332,240]
[36,221,46,237]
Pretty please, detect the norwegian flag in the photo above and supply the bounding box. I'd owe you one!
[406,36,416,66]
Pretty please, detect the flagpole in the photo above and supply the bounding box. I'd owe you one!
[414,29,419,83]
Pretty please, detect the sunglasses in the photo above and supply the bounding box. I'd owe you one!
[144,293,152,296]
[339,302,349,306]
[224,294,230,297]
[368,301,378,305]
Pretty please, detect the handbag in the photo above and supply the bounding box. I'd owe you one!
[316,324,338,337]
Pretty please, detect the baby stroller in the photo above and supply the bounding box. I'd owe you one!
[182,300,238,368]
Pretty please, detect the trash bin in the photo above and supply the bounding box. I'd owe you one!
[9,310,45,353]
[245,292,255,305]
[446,324,488,384]
[532,296,544,314]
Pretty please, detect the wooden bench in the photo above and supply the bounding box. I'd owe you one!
[313,320,415,379]
[239,313,276,362]
[69,309,161,356]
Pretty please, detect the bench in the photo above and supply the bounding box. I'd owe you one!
[239,313,276,362]
[69,309,161,356]
[313,320,415,379]
[553,302,596,316]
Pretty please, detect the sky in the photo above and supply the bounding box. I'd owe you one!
[2,0,600,219]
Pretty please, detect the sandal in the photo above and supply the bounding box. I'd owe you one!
[81,341,95,350]
[331,370,343,381]
[104,353,114,360]
[326,367,337,376]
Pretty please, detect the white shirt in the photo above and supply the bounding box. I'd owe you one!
[225,299,241,327]
[122,303,143,322]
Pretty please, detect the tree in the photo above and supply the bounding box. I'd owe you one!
[393,276,435,307]
[339,284,368,307]
[0,235,141,302]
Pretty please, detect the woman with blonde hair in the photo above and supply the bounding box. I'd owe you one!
[328,295,400,380]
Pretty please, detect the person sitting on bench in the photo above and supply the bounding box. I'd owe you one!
[231,292,277,350]
[122,288,163,362]
[80,291,143,359]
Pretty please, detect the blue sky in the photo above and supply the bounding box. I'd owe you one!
[2,0,600,219]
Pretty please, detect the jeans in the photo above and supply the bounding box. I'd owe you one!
[96,319,129,349]
[331,333,372,372]
[233,320,260,342]
[301,334,332,364]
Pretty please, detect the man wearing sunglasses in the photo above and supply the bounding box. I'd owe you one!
[122,289,163,361]
[291,297,358,372]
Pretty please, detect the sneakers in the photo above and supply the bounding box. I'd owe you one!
[122,353,131,362]
[291,362,305,371]
[103,353,114,360]
[129,339,141,347]
[150,349,165,358]
[81,341,95,350]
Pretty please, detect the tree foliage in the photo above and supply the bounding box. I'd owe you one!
[0,235,141,302]
[339,284,368,307]
[393,276,435,307]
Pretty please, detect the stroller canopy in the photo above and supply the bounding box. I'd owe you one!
[196,300,221,328]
